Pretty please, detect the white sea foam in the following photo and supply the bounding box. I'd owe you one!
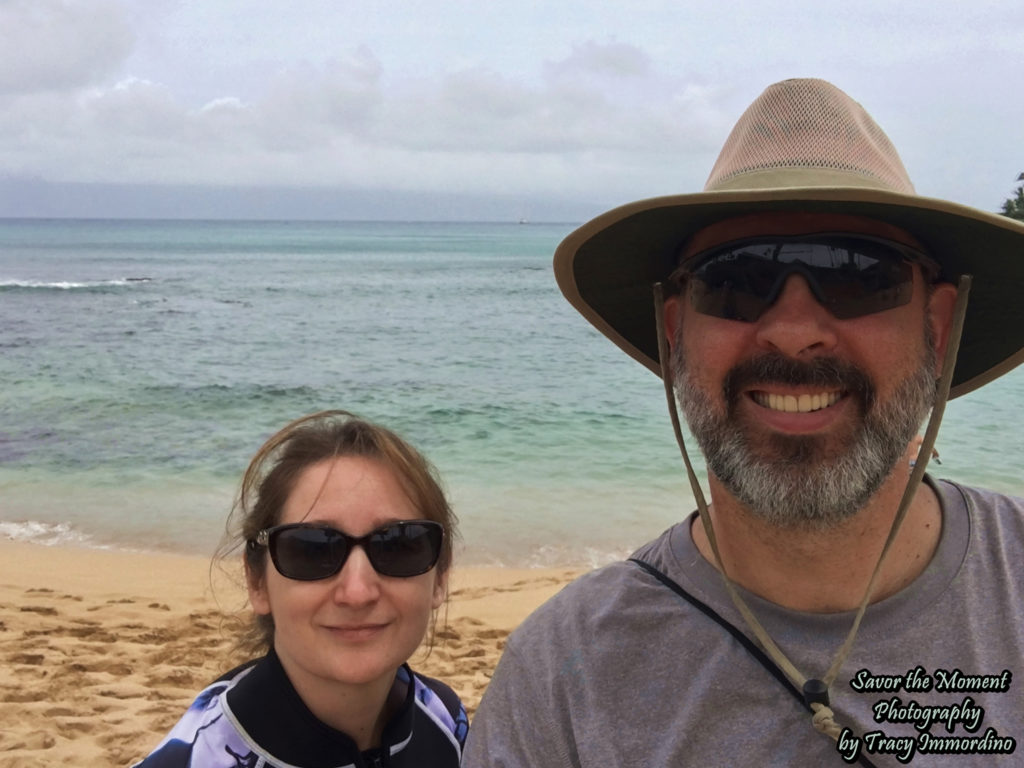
[0,278,146,290]
[0,520,98,547]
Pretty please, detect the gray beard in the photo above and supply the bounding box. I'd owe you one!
[671,327,937,531]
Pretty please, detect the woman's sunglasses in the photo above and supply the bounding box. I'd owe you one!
[674,233,938,322]
[249,520,443,580]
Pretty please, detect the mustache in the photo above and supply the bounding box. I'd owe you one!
[722,355,875,412]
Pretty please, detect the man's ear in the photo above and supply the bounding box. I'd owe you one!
[663,294,685,352]
[926,281,959,377]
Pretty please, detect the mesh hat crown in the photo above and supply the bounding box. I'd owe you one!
[706,78,913,194]
[553,78,1024,398]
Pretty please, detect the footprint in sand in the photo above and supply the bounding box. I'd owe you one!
[6,730,57,750]
[66,626,120,643]
[474,628,507,640]
[7,652,46,665]
[19,605,58,616]
[43,706,77,717]
[76,660,134,676]
[2,688,47,703]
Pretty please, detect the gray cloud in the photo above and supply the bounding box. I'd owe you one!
[371,44,727,157]
[0,0,134,94]
[543,40,652,80]
[0,1,1020,217]
[0,37,730,199]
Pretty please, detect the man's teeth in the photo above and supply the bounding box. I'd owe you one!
[753,391,841,413]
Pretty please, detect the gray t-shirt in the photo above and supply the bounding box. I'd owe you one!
[464,479,1023,767]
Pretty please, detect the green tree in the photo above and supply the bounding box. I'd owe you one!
[1002,173,1024,222]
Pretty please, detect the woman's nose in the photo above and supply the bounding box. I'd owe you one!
[331,545,382,606]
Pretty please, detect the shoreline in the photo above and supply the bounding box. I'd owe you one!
[0,539,581,766]
[0,512,644,571]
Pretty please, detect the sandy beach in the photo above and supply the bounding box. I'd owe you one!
[0,539,579,766]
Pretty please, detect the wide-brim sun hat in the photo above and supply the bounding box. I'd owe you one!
[553,77,1024,398]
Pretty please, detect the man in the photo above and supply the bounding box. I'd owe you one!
[464,79,1024,766]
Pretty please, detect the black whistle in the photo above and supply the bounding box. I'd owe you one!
[803,678,830,708]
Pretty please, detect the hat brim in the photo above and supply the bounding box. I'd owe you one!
[554,187,1024,399]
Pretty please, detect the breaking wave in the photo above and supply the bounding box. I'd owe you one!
[0,520,98,548]
[0,277,151,292]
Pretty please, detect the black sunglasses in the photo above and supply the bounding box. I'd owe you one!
[249,520,444,580]
[675,233,937,322]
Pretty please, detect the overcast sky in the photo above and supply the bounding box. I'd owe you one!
[1,0,1021,220]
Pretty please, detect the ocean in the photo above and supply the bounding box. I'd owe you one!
[1,218,1022,568]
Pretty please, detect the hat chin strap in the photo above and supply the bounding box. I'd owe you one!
[652,275,972,744]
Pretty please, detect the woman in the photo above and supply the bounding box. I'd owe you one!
[134,410,467,767]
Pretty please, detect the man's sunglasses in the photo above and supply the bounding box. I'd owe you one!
[674,233,938,322]
[249,520,443,580]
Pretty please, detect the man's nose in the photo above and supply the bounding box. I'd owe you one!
[754,274,839,358]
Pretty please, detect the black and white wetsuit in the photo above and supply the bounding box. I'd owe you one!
[133,649,468,767]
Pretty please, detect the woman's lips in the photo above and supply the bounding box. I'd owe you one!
[324,623,389,641]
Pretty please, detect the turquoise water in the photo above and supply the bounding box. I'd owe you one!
[1,219,1021,567]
